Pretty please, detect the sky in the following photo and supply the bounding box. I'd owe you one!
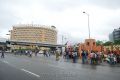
[0,0,120,44]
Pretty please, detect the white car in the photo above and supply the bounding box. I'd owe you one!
[38,50,44,54]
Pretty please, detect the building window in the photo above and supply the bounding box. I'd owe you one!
[86,42,89,46]
[93,42,95,46]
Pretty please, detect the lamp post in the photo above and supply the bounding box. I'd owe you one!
[62,35,67,45]
[6,34,10,41]
[83,11,90,39]
[83,11,92,53]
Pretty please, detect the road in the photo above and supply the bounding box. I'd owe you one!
[0,53,120,80]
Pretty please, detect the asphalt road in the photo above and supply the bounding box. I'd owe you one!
[0,53,120,80]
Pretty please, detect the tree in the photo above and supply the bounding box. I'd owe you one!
[103,41,113,46]
[114,40,120,45]
[96,40,103,46]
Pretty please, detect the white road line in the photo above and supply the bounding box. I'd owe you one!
[3,61,9,64]
[21,69,40,77]
[48,64,65,69]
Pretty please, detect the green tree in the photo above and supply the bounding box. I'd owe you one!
[96,40,103,46]
[114,40,120,45]
[103,41,113,46]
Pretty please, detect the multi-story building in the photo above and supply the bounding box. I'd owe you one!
[10,24,57,44]
[109,33,114,42]
[109,27,120,42]
[113,27,120,41]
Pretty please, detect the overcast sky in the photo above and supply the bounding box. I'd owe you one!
[0,0,120,44]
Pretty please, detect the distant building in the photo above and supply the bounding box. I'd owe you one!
[10,24,57,44]
[109,33,114,42]
[109,27,120,42]
[113,27,120,41]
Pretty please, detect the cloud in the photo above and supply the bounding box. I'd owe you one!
[36,0,120,10]
[0,0,120,43]
[89,0,120,9]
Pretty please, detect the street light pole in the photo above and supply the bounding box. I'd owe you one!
[62,35,67,45]
[6,34,10,41]
[62,35,63,45]
[83,11,92,53]
[83,11,90,39]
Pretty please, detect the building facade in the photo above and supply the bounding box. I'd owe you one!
[109,33,114,42]
[78,39,103,54]
[10,24,57,44]
[113,27,120,41]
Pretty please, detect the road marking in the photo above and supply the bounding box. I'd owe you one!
[48,64,65,69]
[21,69,40,77]
[3,61,9,64]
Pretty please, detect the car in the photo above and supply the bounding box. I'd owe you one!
[38,50,44,54]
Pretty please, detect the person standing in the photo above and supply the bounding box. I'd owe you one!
[1,49,5,58]
[72,51,77,63]
[29,50,32,57]
[81,50,85,64]
[56,50,60,61]
[35,50,38,56]
[43,50,46,57]
[90,51,94,64]
[84,51,88,63]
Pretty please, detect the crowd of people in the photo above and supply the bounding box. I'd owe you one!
[106,51,120,64]
[81,50,120,65]
[13,50,36,57]
[63,47,120,65]
[1,47,120,65]
[12,49,53,58]
[63,48,79,63]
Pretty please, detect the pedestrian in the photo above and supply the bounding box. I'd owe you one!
[66,51,69,60]
[108,51,115,65]
[90,51,94,64]
[116,54,120,63]
[35,50,38,56]
[43,50,46,57]
[93,52,97,64]
[48,50,51,57]
[1,49,5,58]
[113,55,117,64]
[20,50,23,56]
[63,51,66,59]
[46,50,49,57]
[65,48,69,59]
[84,51,88,63]
[101,51,104,63]
[29,50,32,57]
[81,50,86,64]
[25,50,28,56]
[56,50,60,61]
[72,51,77,63]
